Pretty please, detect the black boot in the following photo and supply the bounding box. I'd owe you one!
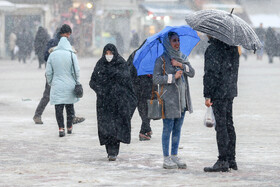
[204,160,229,172]
[228,160,238,170]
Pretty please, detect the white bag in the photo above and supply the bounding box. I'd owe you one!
[13,45,19,55]
[204,106,216,128]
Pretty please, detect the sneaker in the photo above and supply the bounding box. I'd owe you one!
[139,133,151,141]
[204,160,229,172]
[72,117,85,124]
[108,155,117,161]
[146,131,153,138]
[33,116,43,124]
[171,155,187,169]
[163,156,178,169]
[229,160,238,170]
[67,127,72,134]
[59,128,65,137]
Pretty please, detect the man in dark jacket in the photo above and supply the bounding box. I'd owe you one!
[33,24,85,125]
[127,46,153,141]
[203,36,240,172]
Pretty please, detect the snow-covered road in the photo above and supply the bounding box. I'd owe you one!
[0,54,280,186]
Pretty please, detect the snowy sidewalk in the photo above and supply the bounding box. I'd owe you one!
[0,55,280,186]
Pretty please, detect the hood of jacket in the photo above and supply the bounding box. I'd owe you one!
[54,37,74,52]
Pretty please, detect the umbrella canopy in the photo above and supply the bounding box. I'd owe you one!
[133,25,200,76]
[185,9,262,51]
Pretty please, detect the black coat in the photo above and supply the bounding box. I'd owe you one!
[89,44,137,145]
[34,27,50,61]
[203,38,240,100]
[265,27,279,57]
[16,31,30,56]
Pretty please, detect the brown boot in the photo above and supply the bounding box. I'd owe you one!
[33,116,43,124]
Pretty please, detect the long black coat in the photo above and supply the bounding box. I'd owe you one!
[203,38,240,100]
[34,27,50,62]
[89,44,137,145]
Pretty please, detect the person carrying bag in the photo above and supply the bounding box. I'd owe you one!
[153,31,195,169]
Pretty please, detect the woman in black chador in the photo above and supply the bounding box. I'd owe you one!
[89,43,137,161]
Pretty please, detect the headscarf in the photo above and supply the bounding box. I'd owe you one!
[162,32,188,63]
[102,43,119,63]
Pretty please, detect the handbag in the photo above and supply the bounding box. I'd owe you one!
[71,52,83,98]
[147,57,166,120]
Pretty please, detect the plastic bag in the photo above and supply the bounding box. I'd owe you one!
[204,106,216,128]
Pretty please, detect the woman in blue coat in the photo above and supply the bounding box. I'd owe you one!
[46,37,80,137]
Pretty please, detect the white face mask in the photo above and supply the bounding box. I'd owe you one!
[105,55,114,62]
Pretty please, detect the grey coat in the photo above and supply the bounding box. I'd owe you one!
[153,52,195,119]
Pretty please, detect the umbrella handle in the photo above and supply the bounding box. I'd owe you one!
[230,8,234,14]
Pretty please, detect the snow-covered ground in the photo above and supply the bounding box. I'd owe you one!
[0,54,280,186]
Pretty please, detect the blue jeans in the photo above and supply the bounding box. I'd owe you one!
[162,111,186,157]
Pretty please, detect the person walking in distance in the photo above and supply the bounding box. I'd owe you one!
[33,24,85,125]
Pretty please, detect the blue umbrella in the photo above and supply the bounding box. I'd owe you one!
[133,25,200,76]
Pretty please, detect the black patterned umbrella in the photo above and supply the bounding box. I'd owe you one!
[185,9,262,51]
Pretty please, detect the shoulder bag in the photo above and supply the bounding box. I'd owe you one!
[71,52,83,98]
[147,57,166,120]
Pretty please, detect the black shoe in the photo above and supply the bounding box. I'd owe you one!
[67,127,72,134]
[59,128,65,137]
[229,160,238,170]
[204,160,229,172]
[73,117,85,124]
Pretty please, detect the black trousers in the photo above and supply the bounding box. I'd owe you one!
[55,104,74,129]
[38,55,45,68]
[212,98,236,161]
[105,141,120,156]
[34,80,76,117]
[137,97,152,134]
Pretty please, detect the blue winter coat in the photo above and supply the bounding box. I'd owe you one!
[45,37,80,105]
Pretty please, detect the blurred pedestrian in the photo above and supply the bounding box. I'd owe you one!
[33,24,85,125]
[127,49,153,141]
[265,27,278,63]
[203,36,240,172]
[129,30,139,50]
[45,37,80,137]
[34,26,50,68]
[89,43,137,161]
[153,31,195,169]
[114,32,124,56]
[9,32,17,60]
[255,23,266,60]
[16,29,29,63]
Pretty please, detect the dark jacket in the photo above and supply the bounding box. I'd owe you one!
[265,27,279,57]
[44,33,61,62]
[34,27,50,62]
[203,38,240,100]
[127,49,153,101]
[89,44,137,145]
[16,31,30,56]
